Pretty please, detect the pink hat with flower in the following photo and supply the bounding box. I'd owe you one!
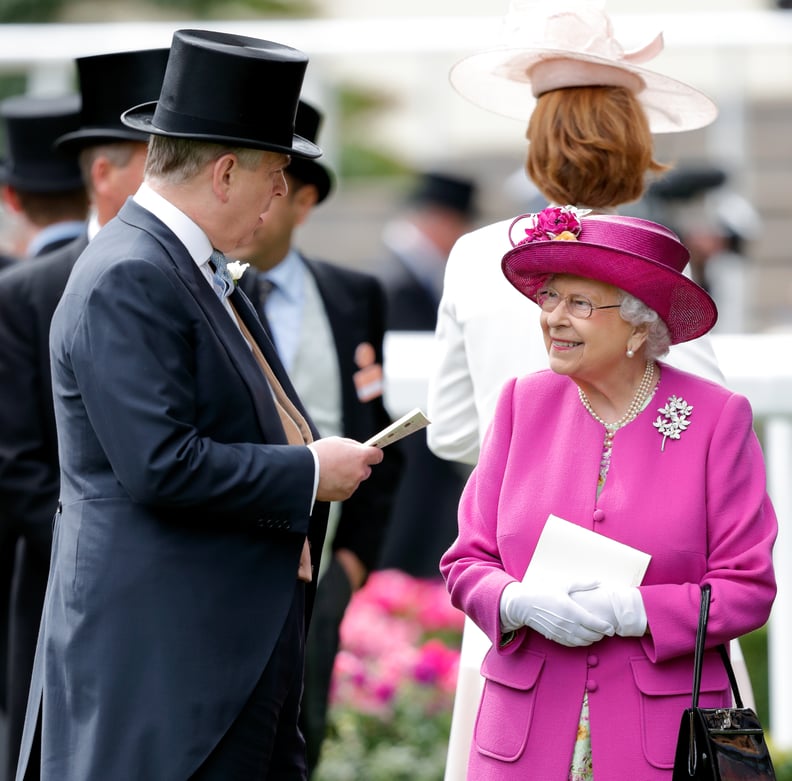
[501,206,718,344]
[450,1,717,134]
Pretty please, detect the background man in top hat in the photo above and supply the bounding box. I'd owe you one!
[0,93,87,779]
[235,99,403,776]
[15,30,382,781]
[0,95,88,259]
[376,170,478,578]
[0,48,168,781]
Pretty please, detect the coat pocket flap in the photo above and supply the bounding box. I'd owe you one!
[630,654,728,697]
[482,646,545,690]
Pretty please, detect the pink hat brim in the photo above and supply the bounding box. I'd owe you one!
[501,217,718,344]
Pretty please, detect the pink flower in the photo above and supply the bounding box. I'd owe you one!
[510,205,590,247]
[413,639,459,686]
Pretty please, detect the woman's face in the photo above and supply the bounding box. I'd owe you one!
[540,274,637,383]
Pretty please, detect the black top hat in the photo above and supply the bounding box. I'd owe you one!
[121,29,321,160]
[648,165,728,202]
[287,100,333,204]
[408,171,478,219]
[56,48,170,152]
[0,94,84,192]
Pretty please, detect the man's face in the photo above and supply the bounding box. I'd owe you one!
[235,172,306,271]
[226,151,289,251]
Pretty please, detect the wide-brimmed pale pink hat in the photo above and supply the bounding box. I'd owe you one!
[450,1,717,134]
[501,206,718,344]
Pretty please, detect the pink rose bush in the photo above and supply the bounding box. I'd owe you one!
[315,569,465,780]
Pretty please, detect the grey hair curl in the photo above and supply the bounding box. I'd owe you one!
[618,291,671,360]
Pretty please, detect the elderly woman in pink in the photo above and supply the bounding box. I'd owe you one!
[439,207,777,780]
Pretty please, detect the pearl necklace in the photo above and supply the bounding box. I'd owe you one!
[578,360,656,445]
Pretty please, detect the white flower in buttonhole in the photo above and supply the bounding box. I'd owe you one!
[227,260,250,285]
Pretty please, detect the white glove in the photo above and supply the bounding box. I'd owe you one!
[570,585,647,637]
[499,579,615,647]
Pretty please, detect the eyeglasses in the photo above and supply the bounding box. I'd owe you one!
[536,288,621,319]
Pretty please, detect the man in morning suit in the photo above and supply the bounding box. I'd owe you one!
[14,30,382,781]
[0,94,88,781]
[0,48,168,780]
[236,100,403,775]
[0,95,88,258]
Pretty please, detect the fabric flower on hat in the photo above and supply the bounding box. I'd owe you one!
[509,205,591,247]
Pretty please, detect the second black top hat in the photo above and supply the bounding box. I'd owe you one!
[121,29,321,160]
[0,94,84,192]
[287,101,334,204]
[56,48,170,152]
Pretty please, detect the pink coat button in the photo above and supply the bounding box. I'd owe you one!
[586,680,599,692]
[593,508,605,522]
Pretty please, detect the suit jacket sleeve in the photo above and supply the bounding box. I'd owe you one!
[59,255,316,527]
[427,243,481,466]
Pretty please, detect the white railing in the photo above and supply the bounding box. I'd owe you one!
[383,330,792,750]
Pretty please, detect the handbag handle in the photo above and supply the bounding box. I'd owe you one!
[691,584,744,709]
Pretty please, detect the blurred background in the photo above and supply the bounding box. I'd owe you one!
[0,0,790,332]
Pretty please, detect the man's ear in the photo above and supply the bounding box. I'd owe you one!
[2,184,22,214]
[211,153,237,203]
[293,182,319,227]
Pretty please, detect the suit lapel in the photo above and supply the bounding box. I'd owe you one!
[116,202,292,444]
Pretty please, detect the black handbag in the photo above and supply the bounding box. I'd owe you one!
[672,584,776,780]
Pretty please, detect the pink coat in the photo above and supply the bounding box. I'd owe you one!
[440,364,777,780]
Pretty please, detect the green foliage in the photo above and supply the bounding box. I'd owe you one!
[739,626,792,780]
[0,0,316,23]
[0,0,62,22]
[315,685,452,781]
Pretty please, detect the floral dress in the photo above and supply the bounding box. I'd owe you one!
[568,391,656,781]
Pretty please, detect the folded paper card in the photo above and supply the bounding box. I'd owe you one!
[524,514,651,587]
[363,407,430,448]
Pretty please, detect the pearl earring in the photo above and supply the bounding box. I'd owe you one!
[626,348,635,358]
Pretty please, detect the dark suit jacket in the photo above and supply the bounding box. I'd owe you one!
[0,232,89,778]
[0,233,88,560]
[378,258,439,331]
[17,201,329,781]
[378,253,471,578]
[241,257,402,572]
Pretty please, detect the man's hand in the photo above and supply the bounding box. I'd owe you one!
[310,437,384,502]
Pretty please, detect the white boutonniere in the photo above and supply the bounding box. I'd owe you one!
[653,396,693,451]
[226,260,250,285]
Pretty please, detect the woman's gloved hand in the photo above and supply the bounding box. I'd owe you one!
[499,578,615,647]
[570,585,647,637]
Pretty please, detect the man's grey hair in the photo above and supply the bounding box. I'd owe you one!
[145,136,266,183]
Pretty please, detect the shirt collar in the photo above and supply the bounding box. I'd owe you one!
[264,247,303,303]
[27,220,85,257]
[133,182,213,268]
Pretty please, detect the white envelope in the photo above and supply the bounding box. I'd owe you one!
[524,513,651,587]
